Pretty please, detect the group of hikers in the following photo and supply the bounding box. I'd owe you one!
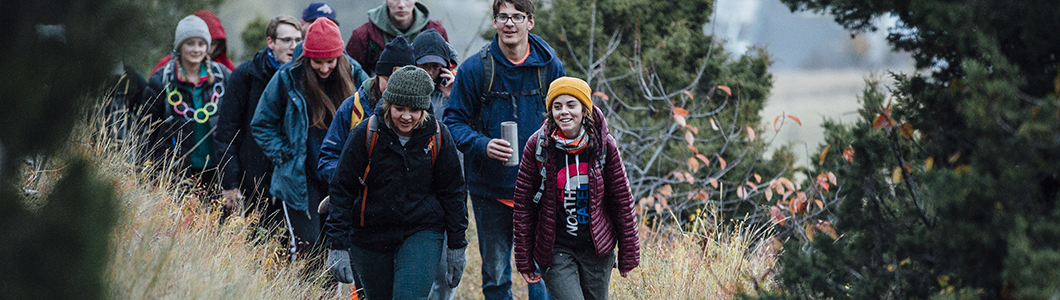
[125,1,641,299]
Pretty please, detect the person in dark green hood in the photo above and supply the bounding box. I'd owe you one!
[346,0,449,76]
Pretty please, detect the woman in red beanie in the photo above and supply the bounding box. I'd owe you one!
[250,18,358,256]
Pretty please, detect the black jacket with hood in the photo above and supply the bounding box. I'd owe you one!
[326,112,468,252]
[214,48,278,192]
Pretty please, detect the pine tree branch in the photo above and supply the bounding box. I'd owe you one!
[885,128,933,228]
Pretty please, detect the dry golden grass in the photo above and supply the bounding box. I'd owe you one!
[76,103,775,299]
[76,108,332,299]
[609,214,777,299]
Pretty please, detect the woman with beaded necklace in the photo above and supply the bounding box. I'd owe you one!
[143,14,231,183]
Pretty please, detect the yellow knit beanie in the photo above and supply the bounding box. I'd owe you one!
[546,77,592,113]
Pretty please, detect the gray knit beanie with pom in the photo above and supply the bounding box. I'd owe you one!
[382,66,434,110]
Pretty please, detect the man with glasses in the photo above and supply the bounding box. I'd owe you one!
[444,1,564,299]
[214,15,303,227]
[346,0,449,76]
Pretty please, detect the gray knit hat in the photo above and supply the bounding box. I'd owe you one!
[174,15,212,50]
[382,66,434,110]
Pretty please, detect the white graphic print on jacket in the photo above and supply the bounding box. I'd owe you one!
[558,154,590,237]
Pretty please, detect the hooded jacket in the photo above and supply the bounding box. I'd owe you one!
[151,10,236,75]
[443,33,566,201]
[214,47,278,191]
[513,108,640,274]
[345,2,448,75]
[326,112,468,252]
[142,59,231,170]
[250,60,357,211]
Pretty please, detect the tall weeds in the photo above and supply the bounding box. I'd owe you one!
[57,98,776,299]
[72,101,329,299]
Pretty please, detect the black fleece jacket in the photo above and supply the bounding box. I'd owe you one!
[214,48,276,191]
[326,113,468,252]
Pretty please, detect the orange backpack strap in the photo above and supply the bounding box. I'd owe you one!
[360,115,379,227]
[430,120,441,165]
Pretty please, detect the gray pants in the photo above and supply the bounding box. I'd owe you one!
[429,234,454,300]
[543,246,615,300]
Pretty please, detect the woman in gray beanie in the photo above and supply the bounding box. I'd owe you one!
[142,14,230,183]
[325,66,469,299]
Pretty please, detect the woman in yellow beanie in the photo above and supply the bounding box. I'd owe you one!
[513,76,640,299]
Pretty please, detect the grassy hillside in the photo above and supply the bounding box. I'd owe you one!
[40,102,778,299]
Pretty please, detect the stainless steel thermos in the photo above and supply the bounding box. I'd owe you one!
[501,121,519,166]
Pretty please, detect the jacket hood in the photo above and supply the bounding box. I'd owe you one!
[194,10,227,40]
[368,2,433,40]
[412,28,455,66]
[490,33,558,68]
[193,10,235,71]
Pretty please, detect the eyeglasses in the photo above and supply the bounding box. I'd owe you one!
[494,13,528,24]
[275,37,304,45]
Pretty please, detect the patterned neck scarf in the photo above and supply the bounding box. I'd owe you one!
[266,48,282,70]
[552,127,588,155]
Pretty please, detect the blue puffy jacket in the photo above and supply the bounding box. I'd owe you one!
[443,33,566,200]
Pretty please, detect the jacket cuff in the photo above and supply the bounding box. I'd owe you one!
[472,135,492,157]
[327,239,350,251]
[447,235,468,249]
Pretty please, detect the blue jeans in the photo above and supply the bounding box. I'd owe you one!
[471,194,551,300]
[349,229,443,300]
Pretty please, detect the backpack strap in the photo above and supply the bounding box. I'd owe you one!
[359,115,380,227]
[538,66,550,99]
[479,43,495,95]
[210,62,226,81]
[531,123,549,204]
[349,92,363,130]
[430,119,441,165]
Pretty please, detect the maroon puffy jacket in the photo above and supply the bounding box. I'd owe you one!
[513,109,640,274]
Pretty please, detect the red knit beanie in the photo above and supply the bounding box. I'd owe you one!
[303,18,343,59]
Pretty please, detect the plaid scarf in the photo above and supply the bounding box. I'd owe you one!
[552,127,588,155]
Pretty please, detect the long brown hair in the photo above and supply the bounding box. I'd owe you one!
[545,103,597,155]
[298,55,355,128]
[367,76,384,110]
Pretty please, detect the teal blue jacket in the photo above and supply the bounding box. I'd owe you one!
[251,62,354,211]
